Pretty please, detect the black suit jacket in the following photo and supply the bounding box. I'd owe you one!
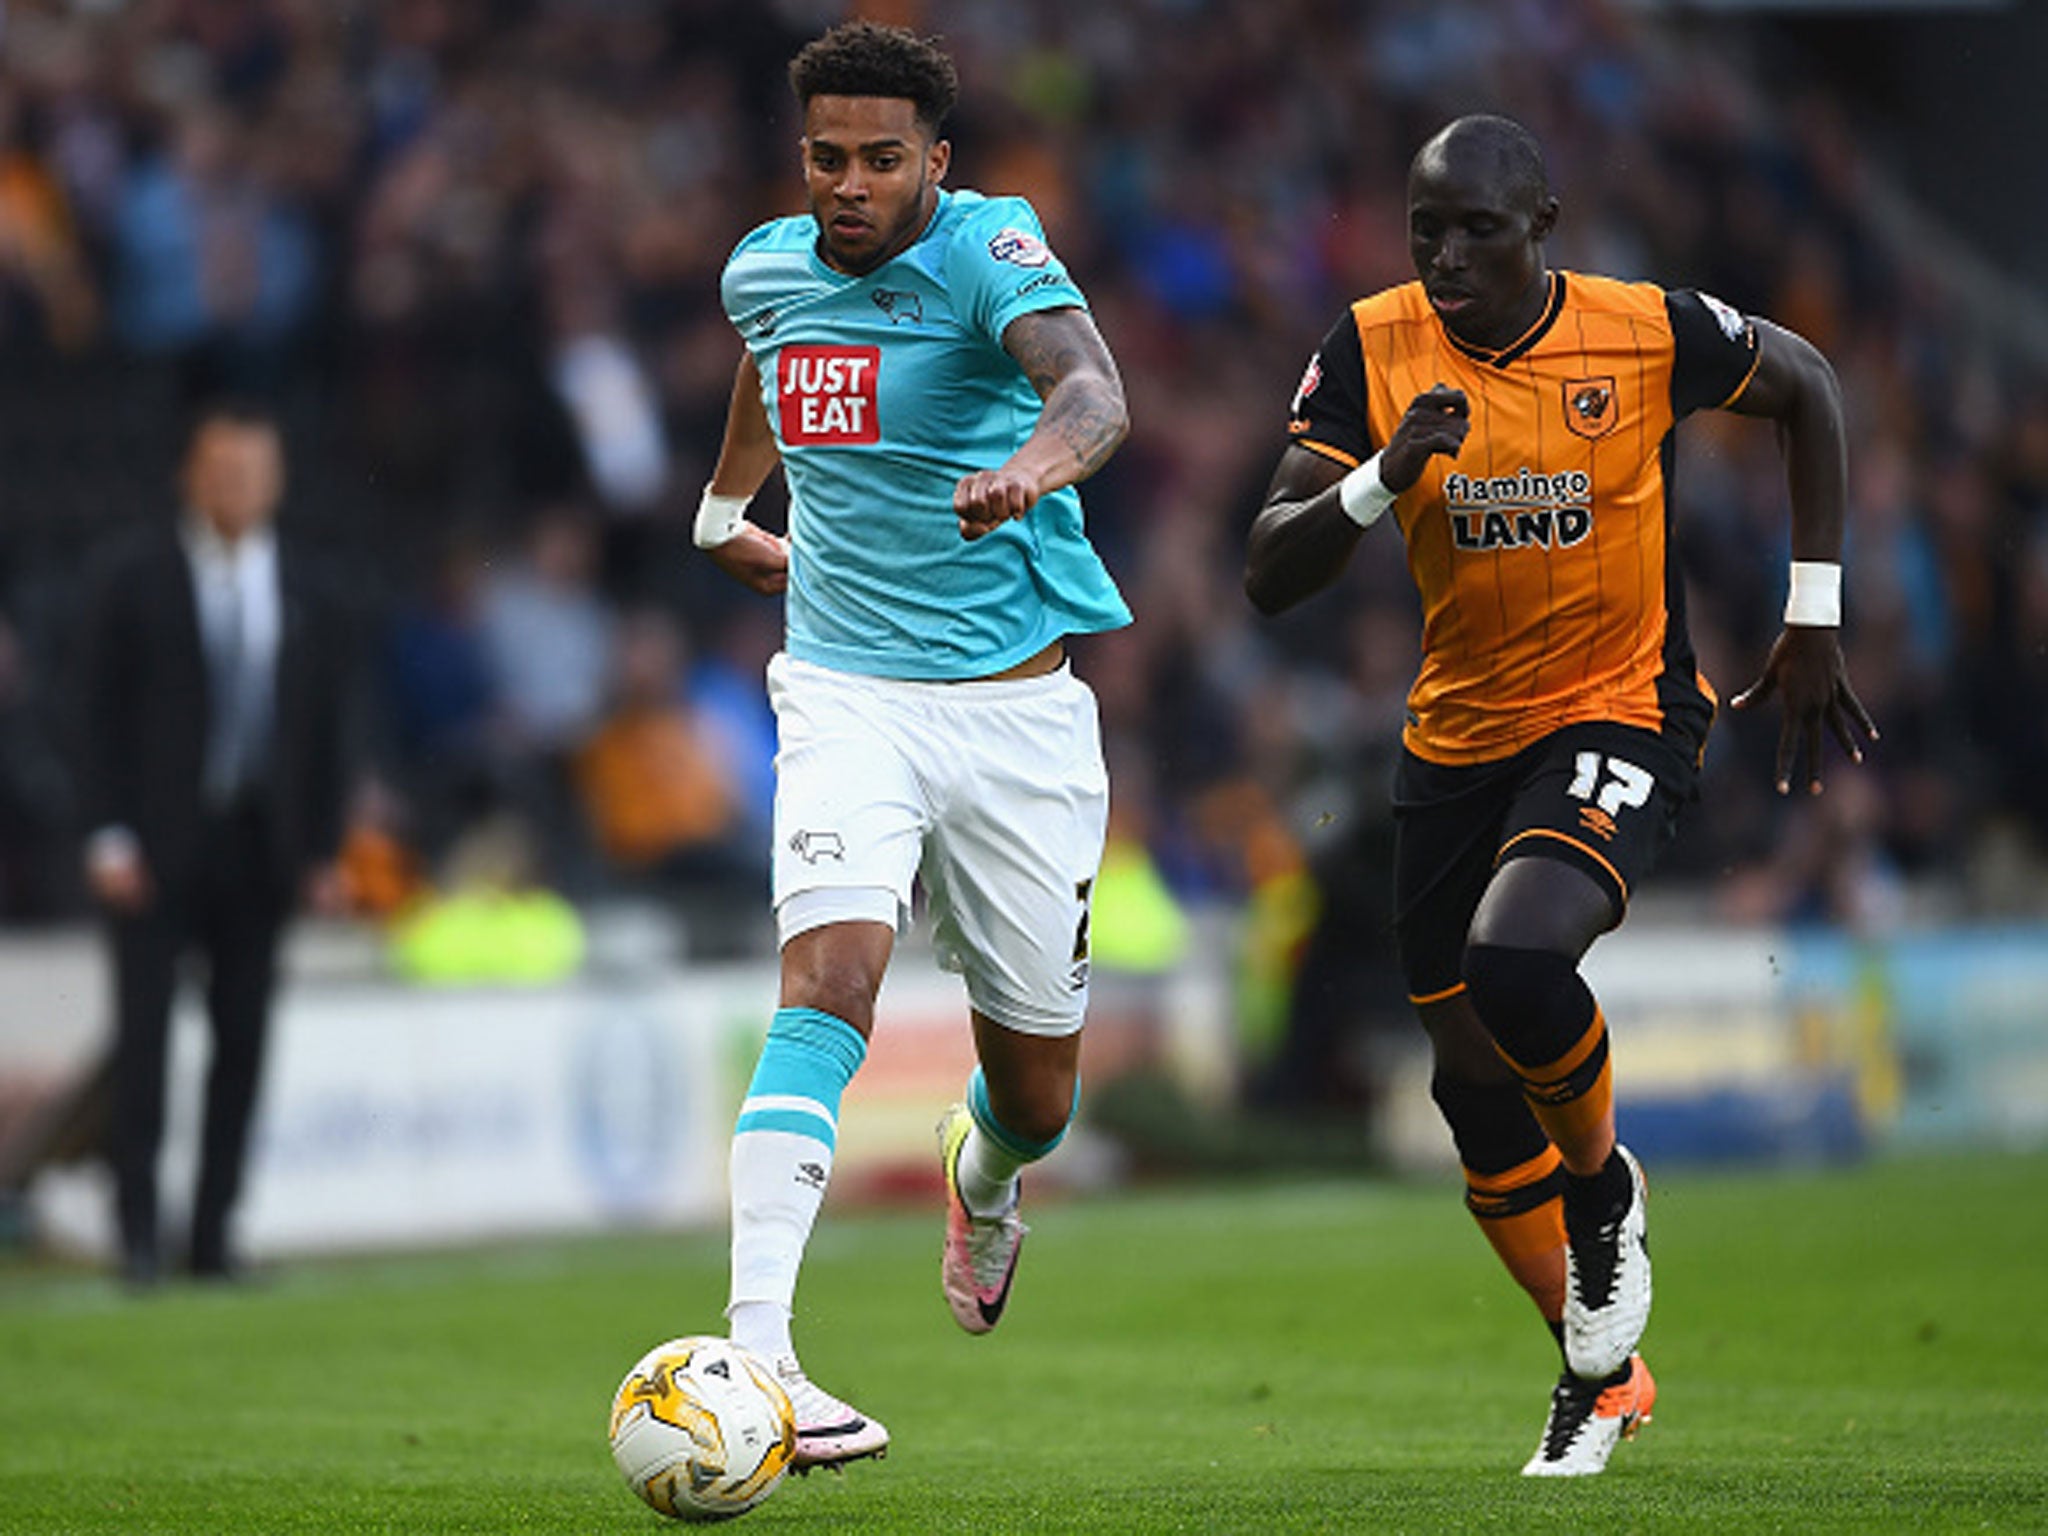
[76,520,364,898]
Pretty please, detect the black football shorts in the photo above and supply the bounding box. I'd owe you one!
[1391,721,1699,1003]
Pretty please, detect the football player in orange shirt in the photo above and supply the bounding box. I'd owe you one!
[1246,115,1876,1476]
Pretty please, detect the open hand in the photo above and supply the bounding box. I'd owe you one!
[1729,626,1879,795]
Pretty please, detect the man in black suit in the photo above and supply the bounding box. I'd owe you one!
[77,400,362,1284]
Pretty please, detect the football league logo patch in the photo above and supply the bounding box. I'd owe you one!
[987,227,1052,267]
[1697,290,1754,345]
[1562,375,1619,439]
[1291,354,1323,412]
[1287,354,1324,435]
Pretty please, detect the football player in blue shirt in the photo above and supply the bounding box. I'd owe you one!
[693,20,1131,1470]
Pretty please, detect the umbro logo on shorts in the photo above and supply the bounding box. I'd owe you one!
[789,829,846,863]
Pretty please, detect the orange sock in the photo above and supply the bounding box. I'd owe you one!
[1500,1008,1614,1170]
[1465,1146,1567,1322]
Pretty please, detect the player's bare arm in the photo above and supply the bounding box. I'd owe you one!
[704,352,791,596]
[1723,320,1879,794]
[1244,384,1470,613]
[955,306,1128,541]
[1242,447,1354,613]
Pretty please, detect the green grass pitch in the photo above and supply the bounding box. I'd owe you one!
[2,1152,2043,1534]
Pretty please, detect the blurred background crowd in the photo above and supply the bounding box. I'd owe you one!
[0,0,2043,1088]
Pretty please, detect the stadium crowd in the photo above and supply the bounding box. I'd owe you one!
[0,0,2043,983]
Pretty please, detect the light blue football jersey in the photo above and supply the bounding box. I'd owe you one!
[721,189,1131,680]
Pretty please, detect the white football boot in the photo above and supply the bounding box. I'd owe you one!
[1522,1353,1656,1477]
[1564,1144,1652,1379]
[773,1355,889,1471]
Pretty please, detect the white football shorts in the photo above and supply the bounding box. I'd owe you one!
[767,652,1109,1037]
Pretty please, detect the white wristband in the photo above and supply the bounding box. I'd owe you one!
[1338,452,1396,529]
[693,487,752,550]
[1784,560,1842,627]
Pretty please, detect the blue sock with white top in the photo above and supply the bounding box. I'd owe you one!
[955,1065,1078,1218]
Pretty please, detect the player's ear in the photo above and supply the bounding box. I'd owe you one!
[928,136,950,185]
[1531,195,1560,244]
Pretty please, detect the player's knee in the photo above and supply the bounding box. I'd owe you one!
[1468,854,1617,957]
[1461,943,1590,1066]
[778,943,885,1036]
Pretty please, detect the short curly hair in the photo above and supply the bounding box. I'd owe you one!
[788,20,959,135]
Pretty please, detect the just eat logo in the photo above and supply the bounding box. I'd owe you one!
[779,345,880,444]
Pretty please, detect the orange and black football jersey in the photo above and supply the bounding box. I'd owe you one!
[1286,271,1760,766]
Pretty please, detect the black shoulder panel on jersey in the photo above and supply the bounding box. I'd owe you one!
[1285,307,1373,460]
[1667,289,1760,418]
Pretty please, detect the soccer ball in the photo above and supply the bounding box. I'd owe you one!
[608,1336,797,1521]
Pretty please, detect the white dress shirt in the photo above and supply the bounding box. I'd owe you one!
[183,518,282,807]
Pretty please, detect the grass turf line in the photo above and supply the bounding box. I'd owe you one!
[0,1152,2043,1534]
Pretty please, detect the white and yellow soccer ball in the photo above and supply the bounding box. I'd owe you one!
[608,1336,796,1521]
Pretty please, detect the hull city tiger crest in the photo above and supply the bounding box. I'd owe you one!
[1563,375,1619,439]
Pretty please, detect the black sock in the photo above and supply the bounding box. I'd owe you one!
[1563,1148,1630,1227]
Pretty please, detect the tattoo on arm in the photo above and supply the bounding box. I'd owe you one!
[1005,309,1129,479]
[1039,377,1126,478]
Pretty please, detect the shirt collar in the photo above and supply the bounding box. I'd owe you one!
[1439,271,1568,370]
[182,516,277,569]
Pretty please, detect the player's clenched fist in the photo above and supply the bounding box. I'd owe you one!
[954,466,1043,541]
[1381,384,1471,492]
[707,521,790,595]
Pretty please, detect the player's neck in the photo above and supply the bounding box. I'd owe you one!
[1446,269,1554,353]
[818,188,943,277]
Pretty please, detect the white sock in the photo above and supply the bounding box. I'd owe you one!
[728,1300,794,1364]
[727,1128,831,1357]
[957,1125,1025,1218]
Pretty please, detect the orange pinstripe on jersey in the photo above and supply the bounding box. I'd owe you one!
[1343,274,1716,765]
